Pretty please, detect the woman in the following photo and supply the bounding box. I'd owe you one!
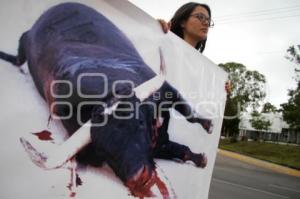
[153,3,216,168]
[160,2,231,94]
[159,2,214,53]
[155,2,230,168]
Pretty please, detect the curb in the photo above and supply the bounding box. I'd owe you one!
[218,149,300,178]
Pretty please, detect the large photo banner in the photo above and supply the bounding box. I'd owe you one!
[0,0,227,198]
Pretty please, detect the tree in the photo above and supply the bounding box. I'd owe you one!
[281,82,300,131]
[285,45,300,81]
[281,45,300,131]
[219,62,266,111]
[219,62,267,137]
[262,102,277,113]
[222,97,240,137]
[250,111,272,132]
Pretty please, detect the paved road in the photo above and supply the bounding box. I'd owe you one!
[209,154,300,199]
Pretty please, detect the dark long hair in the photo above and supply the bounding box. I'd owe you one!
[170,2,211,53]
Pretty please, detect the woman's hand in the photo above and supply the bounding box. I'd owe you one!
[157,19,170,33]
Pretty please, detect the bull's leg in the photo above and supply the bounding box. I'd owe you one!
[154,141,207,168]
[0,32,27,67]
[153,112,207,168]
[155,82,213,133]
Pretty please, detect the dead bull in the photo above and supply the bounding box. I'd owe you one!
[0,2,213,197]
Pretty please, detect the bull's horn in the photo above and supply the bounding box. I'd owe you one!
[134,74,165,102]
[133,47,166,101]
[159,47,166,75]
[20,120,92,170]
[20,100,124,170]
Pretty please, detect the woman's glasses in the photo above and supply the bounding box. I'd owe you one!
[190,13,214,28]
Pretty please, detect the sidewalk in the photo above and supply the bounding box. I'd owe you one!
[218,149,300,178]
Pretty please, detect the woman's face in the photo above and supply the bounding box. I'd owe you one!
[182,6,210,42]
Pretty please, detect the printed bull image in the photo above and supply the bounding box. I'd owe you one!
[0,2,213,198]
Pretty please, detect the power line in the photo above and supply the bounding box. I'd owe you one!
[255,51,284,55]
[214,5,300,20]
[215,14,300,25]
[216,7,300,22]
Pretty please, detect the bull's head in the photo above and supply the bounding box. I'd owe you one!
[89,75,166,196]
[93,100,153,193]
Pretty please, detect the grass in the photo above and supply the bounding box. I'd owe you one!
[219,139,300,170]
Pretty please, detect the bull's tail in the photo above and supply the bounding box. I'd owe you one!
[0,51,21,66]
[0,32,27,67]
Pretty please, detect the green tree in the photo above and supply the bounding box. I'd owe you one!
[285,45,300,81]
[262,102,277,113]
[222,97,240,137]
[281,45,300,131]
[250,111,272,132]
[281,82,300,131]
[219,62,267,137]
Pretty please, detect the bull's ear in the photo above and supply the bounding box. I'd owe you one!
[99,81,135,114]
[112,81,135,100]
[91,81,135,118]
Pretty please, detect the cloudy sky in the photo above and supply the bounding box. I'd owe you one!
[129,0,300,108]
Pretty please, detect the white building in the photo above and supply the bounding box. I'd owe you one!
[239,112,300,144]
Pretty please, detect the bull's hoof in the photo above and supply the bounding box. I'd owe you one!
[191,153,207,168]
[201,120,213,134]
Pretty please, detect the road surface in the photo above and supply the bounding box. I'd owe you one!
[209,154,300,199]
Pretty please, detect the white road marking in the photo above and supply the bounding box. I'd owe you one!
[269,184,300,193]
[212,178,289,199]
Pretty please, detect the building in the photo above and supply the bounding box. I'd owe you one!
[239,112,300,145]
